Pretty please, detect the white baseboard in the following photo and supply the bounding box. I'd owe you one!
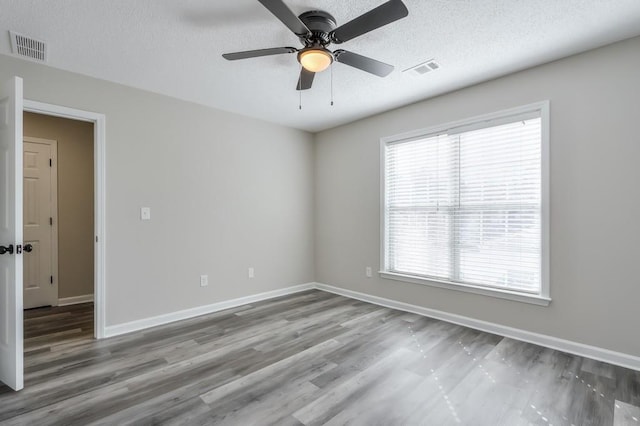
[100,280,640,371]
[314,282,640,371]
[103,283,315,338]
[58,294,94,306]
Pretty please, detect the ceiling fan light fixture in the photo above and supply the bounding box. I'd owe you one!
[298,48,333,73]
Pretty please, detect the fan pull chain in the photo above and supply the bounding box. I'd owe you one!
[298,69,303,110]
[330,63,334,106]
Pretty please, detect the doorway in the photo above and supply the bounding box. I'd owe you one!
[23,100,106,340]
[22,114,95,348]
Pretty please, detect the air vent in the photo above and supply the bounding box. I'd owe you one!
[9,31,47,62]
[403,59,440,76]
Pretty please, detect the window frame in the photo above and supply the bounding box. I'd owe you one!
[380,101,550,306]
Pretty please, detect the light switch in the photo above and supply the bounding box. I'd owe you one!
[140,207,151,221]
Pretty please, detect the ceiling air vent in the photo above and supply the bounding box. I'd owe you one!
[403,59,440,76]
[9,31,47,62]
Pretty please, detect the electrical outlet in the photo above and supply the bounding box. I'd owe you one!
[200,275,208,287]
[248,267,254,279]
[140,207,151,221]
[365,266,372,278]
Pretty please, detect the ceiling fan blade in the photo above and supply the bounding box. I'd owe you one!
[222,47,297,60]
[330,0,408,44]
[296,68,315,90]
[258,0,311,37]
[334,50,394,77]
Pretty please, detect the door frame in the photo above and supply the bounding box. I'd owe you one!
[23,137,59,308]
[23,100,106,339]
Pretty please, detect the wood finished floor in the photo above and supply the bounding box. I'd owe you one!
[22,302,94,354]
[1,291,639,425]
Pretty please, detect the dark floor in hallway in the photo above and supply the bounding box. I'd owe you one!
[22,302,94,354]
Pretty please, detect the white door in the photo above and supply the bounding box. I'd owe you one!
[0,76,24,391]
[23,138,57,309]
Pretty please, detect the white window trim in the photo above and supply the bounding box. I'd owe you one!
[379,101,550,306]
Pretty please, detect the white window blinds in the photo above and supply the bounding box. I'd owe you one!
[384,114,542,294]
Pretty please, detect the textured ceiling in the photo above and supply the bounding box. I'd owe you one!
[2,0,640,132]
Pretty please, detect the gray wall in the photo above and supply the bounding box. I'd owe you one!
[0,54,315,326]
[23,112,94,300]
[315,36,640,357]
[3,35,640,358]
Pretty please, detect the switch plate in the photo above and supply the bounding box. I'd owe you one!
[200,275,208,287]
[140,207,151,221]
[248,267,254,279]
[365,267,372,278]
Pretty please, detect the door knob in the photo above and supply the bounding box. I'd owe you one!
[24,244,33,253]
[0,244,14,255]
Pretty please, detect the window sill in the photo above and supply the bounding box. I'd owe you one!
[379,271,551,306]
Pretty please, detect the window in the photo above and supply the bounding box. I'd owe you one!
[381,102,549,305]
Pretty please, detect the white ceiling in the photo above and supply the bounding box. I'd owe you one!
[2,0,640,132]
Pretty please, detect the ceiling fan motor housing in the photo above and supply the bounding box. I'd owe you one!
[298,11,336,46]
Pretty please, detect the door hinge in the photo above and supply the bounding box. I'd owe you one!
[50,217,53,226]
[50,275,53,284]
[49,159,52,167]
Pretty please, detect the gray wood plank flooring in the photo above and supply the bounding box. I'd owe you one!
[1,290,639,425]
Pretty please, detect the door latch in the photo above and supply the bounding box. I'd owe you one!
[15,244,33,254]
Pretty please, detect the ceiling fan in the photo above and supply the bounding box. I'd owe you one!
[222,0,409,90]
